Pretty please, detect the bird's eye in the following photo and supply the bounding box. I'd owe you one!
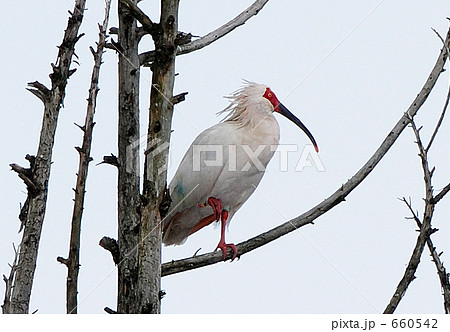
[268,93,272,97]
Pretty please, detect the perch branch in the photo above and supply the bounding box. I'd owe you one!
[161,26,450,277]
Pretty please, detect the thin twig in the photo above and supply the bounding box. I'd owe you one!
[425,71,450,152]
[161,26,450,277]
[432,182,450,204]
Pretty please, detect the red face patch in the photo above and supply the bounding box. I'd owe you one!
[263,87,281,112]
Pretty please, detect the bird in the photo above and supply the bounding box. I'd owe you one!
[162,82,318,261]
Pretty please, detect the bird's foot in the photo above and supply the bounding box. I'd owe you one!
[216,241,238,261]
[199,197,222,221]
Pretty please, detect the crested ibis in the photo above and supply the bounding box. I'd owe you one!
[163,82,318,261]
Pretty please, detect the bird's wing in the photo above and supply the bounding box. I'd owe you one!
[164,123,235,242]
[169,123,231,211]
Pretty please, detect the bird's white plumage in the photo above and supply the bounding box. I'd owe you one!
[163,82,280,245]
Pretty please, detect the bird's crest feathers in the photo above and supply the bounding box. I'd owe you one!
[217,81,272,127]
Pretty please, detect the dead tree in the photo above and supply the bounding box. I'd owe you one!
[6,0,86,314]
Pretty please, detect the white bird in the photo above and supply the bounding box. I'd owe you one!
[163,82,318,260]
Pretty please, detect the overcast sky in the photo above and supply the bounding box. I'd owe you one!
[1,0,450,314]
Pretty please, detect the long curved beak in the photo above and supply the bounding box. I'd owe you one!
[278,103,319,153]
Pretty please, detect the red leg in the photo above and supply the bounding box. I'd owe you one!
[199,197,238,261]
[207,197,222,221]
[198,197,222,221]
[215,210,238,261]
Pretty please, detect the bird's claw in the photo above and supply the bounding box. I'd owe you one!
[216,241,238,262]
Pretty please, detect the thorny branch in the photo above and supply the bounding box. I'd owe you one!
[161,26,450,277]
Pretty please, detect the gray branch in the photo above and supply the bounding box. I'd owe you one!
[161,26,450,277]
[177,0,269,55]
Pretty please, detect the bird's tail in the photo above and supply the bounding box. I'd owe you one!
[162,211,193,246]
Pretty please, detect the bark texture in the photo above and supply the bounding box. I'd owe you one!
[116,0,141,314]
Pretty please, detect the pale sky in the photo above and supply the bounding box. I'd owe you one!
[1,0,450,314]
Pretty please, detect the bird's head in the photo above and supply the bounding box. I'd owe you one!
[261,85,318,152]
[221,82,319,153]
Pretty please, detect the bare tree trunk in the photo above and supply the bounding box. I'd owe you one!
[116,0,141,314]
[7,0,86,314]
[57,0,112,314]
[139,0,180,314]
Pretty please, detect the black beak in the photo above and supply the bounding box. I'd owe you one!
[278,103,319,152]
